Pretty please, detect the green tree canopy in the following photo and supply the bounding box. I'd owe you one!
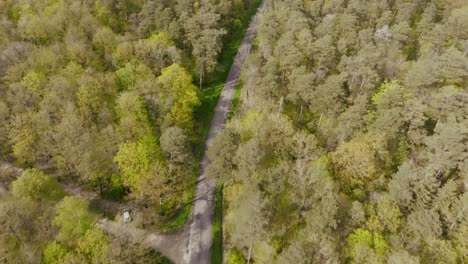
[11,168,64,202]
[53,196,94,244]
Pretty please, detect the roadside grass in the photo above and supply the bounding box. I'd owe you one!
[209,1,263,262]
[227,80,243,120]
[211,186,224,264]
[159,168,197,232]
[194,0,263,159]
[145,249,174,264]
[209,80,241,263]
[163,0,263,232]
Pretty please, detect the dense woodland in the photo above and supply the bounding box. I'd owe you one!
[0,0,259,262]
[0,0,466,263]
[206,0,468,263]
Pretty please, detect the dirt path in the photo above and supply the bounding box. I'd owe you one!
[185,4,264,264]
[99,5,264,264]
[98,219,189,264]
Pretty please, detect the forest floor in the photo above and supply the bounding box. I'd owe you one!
[0,161,23,195]
[98,4,264,264]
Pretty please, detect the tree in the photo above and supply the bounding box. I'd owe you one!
[160,126,191,164]
[309,74,346,116]
[134,32,181,75]
[52,108,90,175]
[0,196,41,263]
[76,140,114,194]
[116,92,152,142]
[184,5,226,89]
[115,62,154,91]
[437,47,468,85]
[369,81,407,136]
[387,250,420,264]
[76,72,116,123]
[157,64,200,129]
[8,113,38,164]
[53,197,94,244]
[20,70,47,97]
[43,242,69,264]
[76,228,110,263]
[0,99,9,154]
[114,135,171,204]
[206,125,240,183]
[286,66,315,123]
[227,249,247,264]
[114,139,153,191]
[405,209,442,249]
[11,168,64,201]
[225,185,267,264]
[331,140,378,191]
[337,95,368,142]
[366,196,402,233]
[346,228,389,263]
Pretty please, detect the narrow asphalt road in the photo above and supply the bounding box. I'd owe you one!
[99,5,264,264]
[185,5,264,264]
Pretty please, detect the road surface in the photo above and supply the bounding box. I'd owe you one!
[99,4,264,264]
[185,4,264,264]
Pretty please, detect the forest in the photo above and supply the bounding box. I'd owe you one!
[0,0,260,263]
[0,0,467,263]
[207,0,467,263]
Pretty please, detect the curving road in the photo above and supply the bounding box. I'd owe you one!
[185,4,264,264]
[99,4,264,264]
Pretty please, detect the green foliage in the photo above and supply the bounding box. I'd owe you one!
[227,249,247,264]
[1,0,466,262]
[158,64,200,129]
[331,141,378,191]
[12,168,64,201]
[42,242,68,264]
[351,188,366,201]
[373,233,389,256]
[53,197,94,244]
[160,126,191,164]
[213,1,468,263]
[211,186,224,264]
[20,70,47,97]
[115,139,153,188]
[347,228,373,248]
[116,92,153,141]
[346,228,389,263]
[115,62,153,91]
[0,0,263,261]
[76,228,110,263]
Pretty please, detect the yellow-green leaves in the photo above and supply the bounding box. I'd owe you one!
[12,168,64,202]
[331,140,378,191]
[158,64,200,129]
[114,139,152,189]
[346,228,389,263]
[43,242,68,264]
[53,197,94,244]
[116,92,152,141]
[20,70,47,97]
[114,135,165,200]
[76,228,110,263]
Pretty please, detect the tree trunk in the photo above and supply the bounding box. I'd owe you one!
[199,68,204,90]
[359,76,366,91]
[8,226,23,247]
[99,178,104,195]
[298,102,304,125]
[317,114,323,131]
[278,96,285,113]
[247,223,254,264]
